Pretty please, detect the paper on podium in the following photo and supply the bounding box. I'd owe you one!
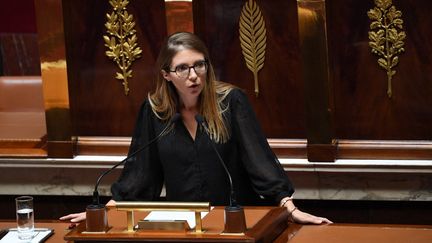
[0,228,53,243]
[144,207,213,229]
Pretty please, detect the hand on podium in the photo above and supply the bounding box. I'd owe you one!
[60,200,116,228]
[60,212,86,228]
[280,197,333,224]
[291,208,333,224]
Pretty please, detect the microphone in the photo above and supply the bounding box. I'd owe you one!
[195,114,246,233]
[92,113,181,206]
[86,113,181,232]
[194,114,237,208]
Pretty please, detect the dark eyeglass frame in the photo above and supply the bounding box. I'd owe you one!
[168,60,208,79]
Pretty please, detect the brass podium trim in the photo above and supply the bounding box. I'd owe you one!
[116,201,210,233]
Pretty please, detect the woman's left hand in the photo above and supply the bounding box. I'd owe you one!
[281,198,333,225]
[290,208,333,224]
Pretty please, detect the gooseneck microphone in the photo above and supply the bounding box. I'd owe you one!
[93,113,181,205]
[194,114,237,208]
[195,114,246,233]
[86,113,181,232]
[92,113,181,206]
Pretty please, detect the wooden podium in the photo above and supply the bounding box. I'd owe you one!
[274,224,432,243]
[64,206,288,242]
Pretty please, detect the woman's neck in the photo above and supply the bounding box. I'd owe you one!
[179,104,199,140]
[180,96,199,111]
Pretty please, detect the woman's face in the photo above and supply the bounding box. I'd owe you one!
[163,49,206,106]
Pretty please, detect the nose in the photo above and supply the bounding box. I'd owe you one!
[188,67,198,80]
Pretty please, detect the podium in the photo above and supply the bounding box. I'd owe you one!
[274,224,432,243]
[64,206,288,242]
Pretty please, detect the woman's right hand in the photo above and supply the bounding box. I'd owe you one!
[60,212,86,228]
[59,200,115,228]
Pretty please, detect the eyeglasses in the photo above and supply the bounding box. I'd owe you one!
[169,60,208,79]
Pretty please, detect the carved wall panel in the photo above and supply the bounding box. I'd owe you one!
[62,0,167,136]
[327,0,432,140]
[194,0,306,139]
[4,0,432,159]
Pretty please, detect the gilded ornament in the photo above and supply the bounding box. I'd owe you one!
[239,0,267,97]
[103,0,142,95]
[368,0,406,98]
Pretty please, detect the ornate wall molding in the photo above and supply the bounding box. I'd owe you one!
[103,0,142,95]
[368,0,406,98]
[239,0,267,97]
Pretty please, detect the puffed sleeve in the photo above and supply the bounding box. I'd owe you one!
[111,100,164,201]
[231,89,294,203]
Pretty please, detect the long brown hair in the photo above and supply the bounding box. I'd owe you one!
[149,32,234,143]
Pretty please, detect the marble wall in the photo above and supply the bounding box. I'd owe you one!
[1,156,431,202]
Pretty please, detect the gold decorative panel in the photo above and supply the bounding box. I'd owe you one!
[368,0,406,98]
[239,0,267,97]
[103,0,143,95]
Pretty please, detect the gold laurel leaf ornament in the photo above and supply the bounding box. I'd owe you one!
[239,0,267,97]
[368,0,406,98]
[103,0,143,95]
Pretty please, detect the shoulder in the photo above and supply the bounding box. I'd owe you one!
[135,98,159,123]
[216,82,248,104]
[228,87,247,100]
[224,87,251,109]
[139,98,153,114]
[217,85,255,121]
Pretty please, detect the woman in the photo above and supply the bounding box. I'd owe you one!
[61,32,331,225]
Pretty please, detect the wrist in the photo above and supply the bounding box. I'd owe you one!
[288,207,298,222]
[279,196,293,207]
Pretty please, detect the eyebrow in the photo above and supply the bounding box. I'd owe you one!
[173,59,206,68]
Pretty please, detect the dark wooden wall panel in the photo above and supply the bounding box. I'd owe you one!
[0,0,37,33]
[0,34,40,75]
[193,0,306,139]
[2,0,430,159]
[0,0,39,76]
[62,0,167,136]
[328,0,432,140]
[165,1,194,34]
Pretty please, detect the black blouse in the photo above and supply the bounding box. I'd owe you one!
[111,88,294,206]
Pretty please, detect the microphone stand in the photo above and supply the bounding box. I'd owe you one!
[195,115,246,233]
[85,113,181,232]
